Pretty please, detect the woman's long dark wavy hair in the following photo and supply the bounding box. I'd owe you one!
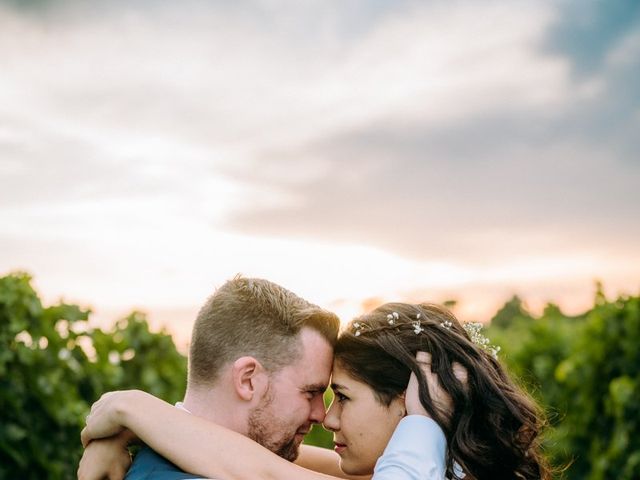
[334,302,551,480]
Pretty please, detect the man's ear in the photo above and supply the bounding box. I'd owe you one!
[231,356,268,402]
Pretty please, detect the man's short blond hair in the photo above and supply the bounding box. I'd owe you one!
[188,276,340,386]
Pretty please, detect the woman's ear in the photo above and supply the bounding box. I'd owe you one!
[391,393,407,417]
[231,356,268,402]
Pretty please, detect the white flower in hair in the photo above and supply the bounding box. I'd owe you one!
[412,320,424,334]
[353,322,363,336]
[387,311,399,325]
[403,314,501,359]
[463,322,500,359]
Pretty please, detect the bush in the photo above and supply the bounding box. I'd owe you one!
[488,289,640,479]
[3,271,638,478]
[0,273,187,479]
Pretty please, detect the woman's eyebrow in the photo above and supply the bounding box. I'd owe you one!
[330,382,349,391]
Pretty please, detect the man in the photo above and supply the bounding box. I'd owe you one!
[79,275,339,479]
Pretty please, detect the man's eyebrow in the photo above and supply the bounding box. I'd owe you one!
[302,383,328,392]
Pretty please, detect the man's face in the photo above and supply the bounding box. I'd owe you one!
[247,327,333,461]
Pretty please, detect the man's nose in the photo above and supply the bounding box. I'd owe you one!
[309,394,327,424]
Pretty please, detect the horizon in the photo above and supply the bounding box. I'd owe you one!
[15,269,635,352]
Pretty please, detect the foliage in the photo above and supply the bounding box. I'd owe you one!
[552,294,640,479]
[0,273,186,479]
[487,289,640,479]
[489,294,534,329]
[2,272,639,479]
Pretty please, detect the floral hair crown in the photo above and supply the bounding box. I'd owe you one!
[351,312,501,359]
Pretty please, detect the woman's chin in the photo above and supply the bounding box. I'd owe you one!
[339,459,373,477]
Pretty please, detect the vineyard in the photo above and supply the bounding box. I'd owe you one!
[1,273,638,479]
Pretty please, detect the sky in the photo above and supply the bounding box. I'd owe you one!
[1,0,639,346]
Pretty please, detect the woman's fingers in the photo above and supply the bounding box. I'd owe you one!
[416,351,432,365]
[405,355,429,416]
[81,426,90,448]
[406,351,451,417]
[78,435,131,480]
[452,361,468,386]
[406,352,469,423]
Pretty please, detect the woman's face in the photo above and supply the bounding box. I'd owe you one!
[322,362,405,475]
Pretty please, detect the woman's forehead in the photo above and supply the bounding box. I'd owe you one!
[330,363,362,388]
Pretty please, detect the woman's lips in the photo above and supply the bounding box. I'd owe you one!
[334,442,347,454]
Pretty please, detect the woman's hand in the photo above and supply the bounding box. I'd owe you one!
[77,430,133,480]
[81,390,140,447]
[405,351,467,422]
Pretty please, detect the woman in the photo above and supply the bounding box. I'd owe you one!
[81,303,551,479]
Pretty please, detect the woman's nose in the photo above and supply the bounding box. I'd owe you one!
[322,401,340,432]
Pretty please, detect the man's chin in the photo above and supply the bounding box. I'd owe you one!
[276,438,301,462]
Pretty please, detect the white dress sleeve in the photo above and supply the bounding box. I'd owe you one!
[372,415,447,480]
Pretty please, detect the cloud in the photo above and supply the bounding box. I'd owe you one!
[0,0,566,155]
[224,128,640,262]
[215,1,640,263]
[2,0,637,262]
[0,0,638,322]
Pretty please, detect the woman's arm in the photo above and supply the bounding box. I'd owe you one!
[296,445,371,480]
[375,351,467,480]
[83,390,340,480]
[82,388,448,480]
[77,429,135,480]
[373,416,446,480]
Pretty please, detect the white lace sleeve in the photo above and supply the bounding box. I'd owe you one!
[373,415,447,480]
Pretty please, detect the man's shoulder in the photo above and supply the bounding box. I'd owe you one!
[125,446,206,480]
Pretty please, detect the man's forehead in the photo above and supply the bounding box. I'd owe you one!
[274,363,330,390]
[272,327,333,384]
[277,352,332,387]
[300,339,333,376]
[299,327,334,352]
[298,358,332,389]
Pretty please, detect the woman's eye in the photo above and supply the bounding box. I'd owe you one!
[335,392,348,403]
